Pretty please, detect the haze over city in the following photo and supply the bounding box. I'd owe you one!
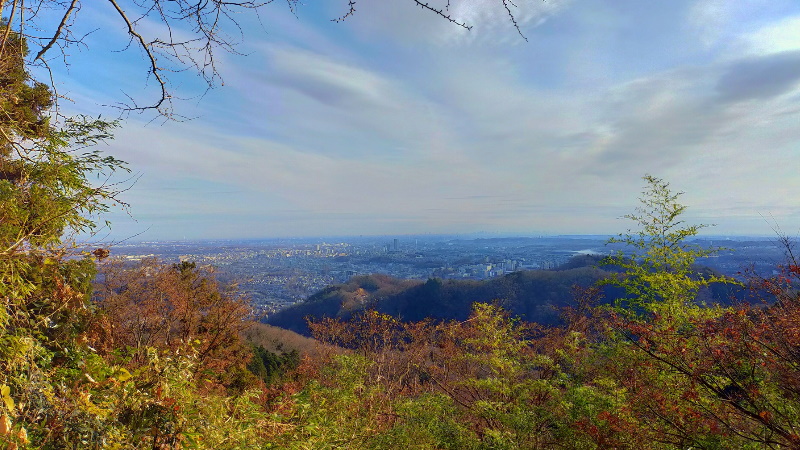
[55,0,800,240]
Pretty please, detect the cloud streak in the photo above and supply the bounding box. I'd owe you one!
[55,0,800,239]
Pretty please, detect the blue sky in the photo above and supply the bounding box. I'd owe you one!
[41,0,800,241]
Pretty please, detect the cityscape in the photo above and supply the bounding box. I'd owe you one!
[106,234,787,315]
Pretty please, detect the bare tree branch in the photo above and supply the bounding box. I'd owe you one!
[34,0,78,62]
[107,0,169,114]
[2,0,534,118]
[412,1,471,30]
[332,0,356,23]
[501,0,527,41]
[0,0,20,56]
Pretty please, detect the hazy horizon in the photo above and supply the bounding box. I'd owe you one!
[94,232,785,247]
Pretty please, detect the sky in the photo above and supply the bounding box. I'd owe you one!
[38,0,800,241]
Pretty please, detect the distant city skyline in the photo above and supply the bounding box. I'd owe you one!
[121,232,781,247]
[48,1,800,241]
[105,234,785,312]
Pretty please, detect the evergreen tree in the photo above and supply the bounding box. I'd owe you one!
[0,25,130,447]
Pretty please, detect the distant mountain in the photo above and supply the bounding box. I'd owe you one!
[263,273,420,336]
[264,255,744,336]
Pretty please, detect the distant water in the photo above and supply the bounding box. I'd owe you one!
[571,249,603,256]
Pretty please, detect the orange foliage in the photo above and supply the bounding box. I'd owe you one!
[92,258,253,384]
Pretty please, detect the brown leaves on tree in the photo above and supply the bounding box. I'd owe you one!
[299,245,800,448]
[92,257,253,387]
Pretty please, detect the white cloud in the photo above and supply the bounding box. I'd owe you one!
[266,46,399,110]
[740,15,800,55]
[108,36,800,237]
[445,0,570,43]
[331,0,570,46]
[688,0,738,47]
[63,1,800,239]
[687,0,790,50]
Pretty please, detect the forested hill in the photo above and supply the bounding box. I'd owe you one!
[265,255,742,336]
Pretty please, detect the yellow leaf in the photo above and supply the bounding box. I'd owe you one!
[1,385,13,411]
[116,367,132,382]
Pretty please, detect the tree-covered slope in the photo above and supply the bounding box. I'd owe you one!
[266,251,748,336]
[266,256,618,335]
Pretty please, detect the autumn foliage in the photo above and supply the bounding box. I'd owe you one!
[289,265,799,449]
[4,40,800,448]
[272,177,800,449]
[92,258,253,385]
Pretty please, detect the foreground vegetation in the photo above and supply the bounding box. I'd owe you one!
[3,22,800,449]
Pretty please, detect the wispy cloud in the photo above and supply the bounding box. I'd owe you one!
[58,0,800,239]
[716,50,800,102]
[738,15,800,55]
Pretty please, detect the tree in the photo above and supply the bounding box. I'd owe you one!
[0,0,533,117]
[0,20,128,295]
[93,258,254,385]
[602,174,730,316]
[589,176,800,447]
[0,24,125,349]
[0,25,134,448]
